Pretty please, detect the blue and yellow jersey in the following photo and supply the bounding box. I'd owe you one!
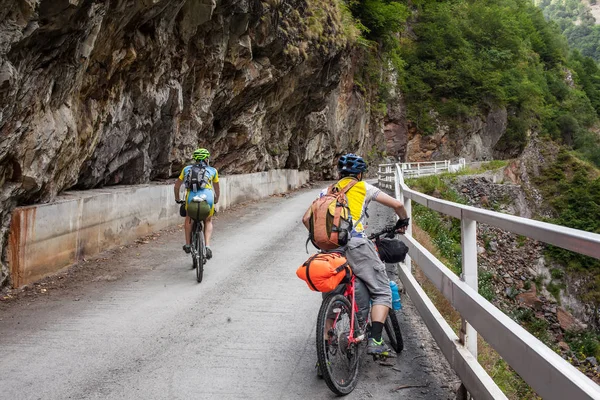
[320,178,381,237]
[179,164,219,215]
[178,164,219,189]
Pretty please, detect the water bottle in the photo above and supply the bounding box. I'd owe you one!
[390,281,402,310]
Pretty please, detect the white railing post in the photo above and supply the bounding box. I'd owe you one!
[396,164,412,269]
[461,217,478,359]
[380,159,600,399]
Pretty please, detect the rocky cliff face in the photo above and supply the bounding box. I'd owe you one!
[405,107,508,163]
[0,0,394,286]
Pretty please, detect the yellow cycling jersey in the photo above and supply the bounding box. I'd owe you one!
[328,177,381,235]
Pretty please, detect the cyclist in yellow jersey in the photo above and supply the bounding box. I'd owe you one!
[320,153,408,355]
[174,148,220,259]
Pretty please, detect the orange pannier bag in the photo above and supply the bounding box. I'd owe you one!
[296,252,352,292]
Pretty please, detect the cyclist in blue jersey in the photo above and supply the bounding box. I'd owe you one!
[174,148,220,259]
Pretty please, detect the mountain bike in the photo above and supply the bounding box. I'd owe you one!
[177,200,207,283]
[315,223,406,396]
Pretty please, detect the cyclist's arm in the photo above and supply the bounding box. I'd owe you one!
[374,191,408,220]
[174,178,183,202]
[213,181,220,204]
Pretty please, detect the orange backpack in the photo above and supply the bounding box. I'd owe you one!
[302,179,358,250]
[296,252,352,292]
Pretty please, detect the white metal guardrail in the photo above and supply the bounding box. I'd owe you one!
[378,159,466,190]
[378,162,600,400]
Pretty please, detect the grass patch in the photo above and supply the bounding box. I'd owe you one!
[413,226,534,398]
[412,225,462,333]
[546,281,565,304]
[564,330,600,360]
[532,149,600,323]
[485,356,539,400]
[479,270,495,301]
[406,174,467,203]
[480,160,510,171]
[413,204,462,274]
[439,160,510,179]
[511,308,551,346]
[407,175,465,274]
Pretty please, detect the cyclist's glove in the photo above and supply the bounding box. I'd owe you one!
[394,218,410,231]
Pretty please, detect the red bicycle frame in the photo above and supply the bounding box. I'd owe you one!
[329,275,366,346]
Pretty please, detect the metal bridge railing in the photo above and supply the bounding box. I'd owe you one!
[378,162,600,400]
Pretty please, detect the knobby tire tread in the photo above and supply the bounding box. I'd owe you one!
[195,224,204,283]
[316,293,359,396]
[385,311,404,354]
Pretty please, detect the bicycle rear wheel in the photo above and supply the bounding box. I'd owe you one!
[191,225,198,270]
[384,310,404,354]
[316,293,360,396]
[194,224,205,283]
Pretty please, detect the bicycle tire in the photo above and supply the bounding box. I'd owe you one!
[191,222,198,270]
[316,293,360,396]
[195,224,204,283]
[384,310,404,354]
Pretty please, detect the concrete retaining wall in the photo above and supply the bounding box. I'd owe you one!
[8,169,309,288]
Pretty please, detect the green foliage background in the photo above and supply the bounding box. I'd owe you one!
[344,1,600,394]
[347,0,600,166]
[536,0,600,62]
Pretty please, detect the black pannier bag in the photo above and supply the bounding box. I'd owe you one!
[376,238,409,263]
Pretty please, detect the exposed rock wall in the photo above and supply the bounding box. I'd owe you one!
[0,0,388,286]
[405,107,508,162]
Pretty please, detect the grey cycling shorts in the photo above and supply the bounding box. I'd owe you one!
[346,237,392,308]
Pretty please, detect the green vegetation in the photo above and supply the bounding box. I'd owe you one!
[546,280,566,303]
[408,174,545,397]
[487,358,538,399]
[536,0,600,62]
[407,175,496,300]
[413,203,463,274]
[406,174,467,203]
[406,176,465,274]
[533,149,600,322]
[512,308,552,345]
[345,1,600,167]
[551,267,565,280]
[534,150,600,269]
[479,270,496,301]
[401,0,564,144]
[345,0,410,113]
[565,329,600,359]
[398,0,600,165]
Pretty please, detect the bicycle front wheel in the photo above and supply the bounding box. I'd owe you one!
[384,310,404,354]
[195,227,205,283]
[316,293,360,396]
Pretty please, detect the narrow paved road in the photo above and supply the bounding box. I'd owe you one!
[0,186,457,399]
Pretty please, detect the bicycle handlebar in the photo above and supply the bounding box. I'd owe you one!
[367,218,410,240]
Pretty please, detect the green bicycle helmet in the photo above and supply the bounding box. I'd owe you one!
[192,148,210,161]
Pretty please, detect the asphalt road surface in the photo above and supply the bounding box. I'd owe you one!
[0,186,457,399]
